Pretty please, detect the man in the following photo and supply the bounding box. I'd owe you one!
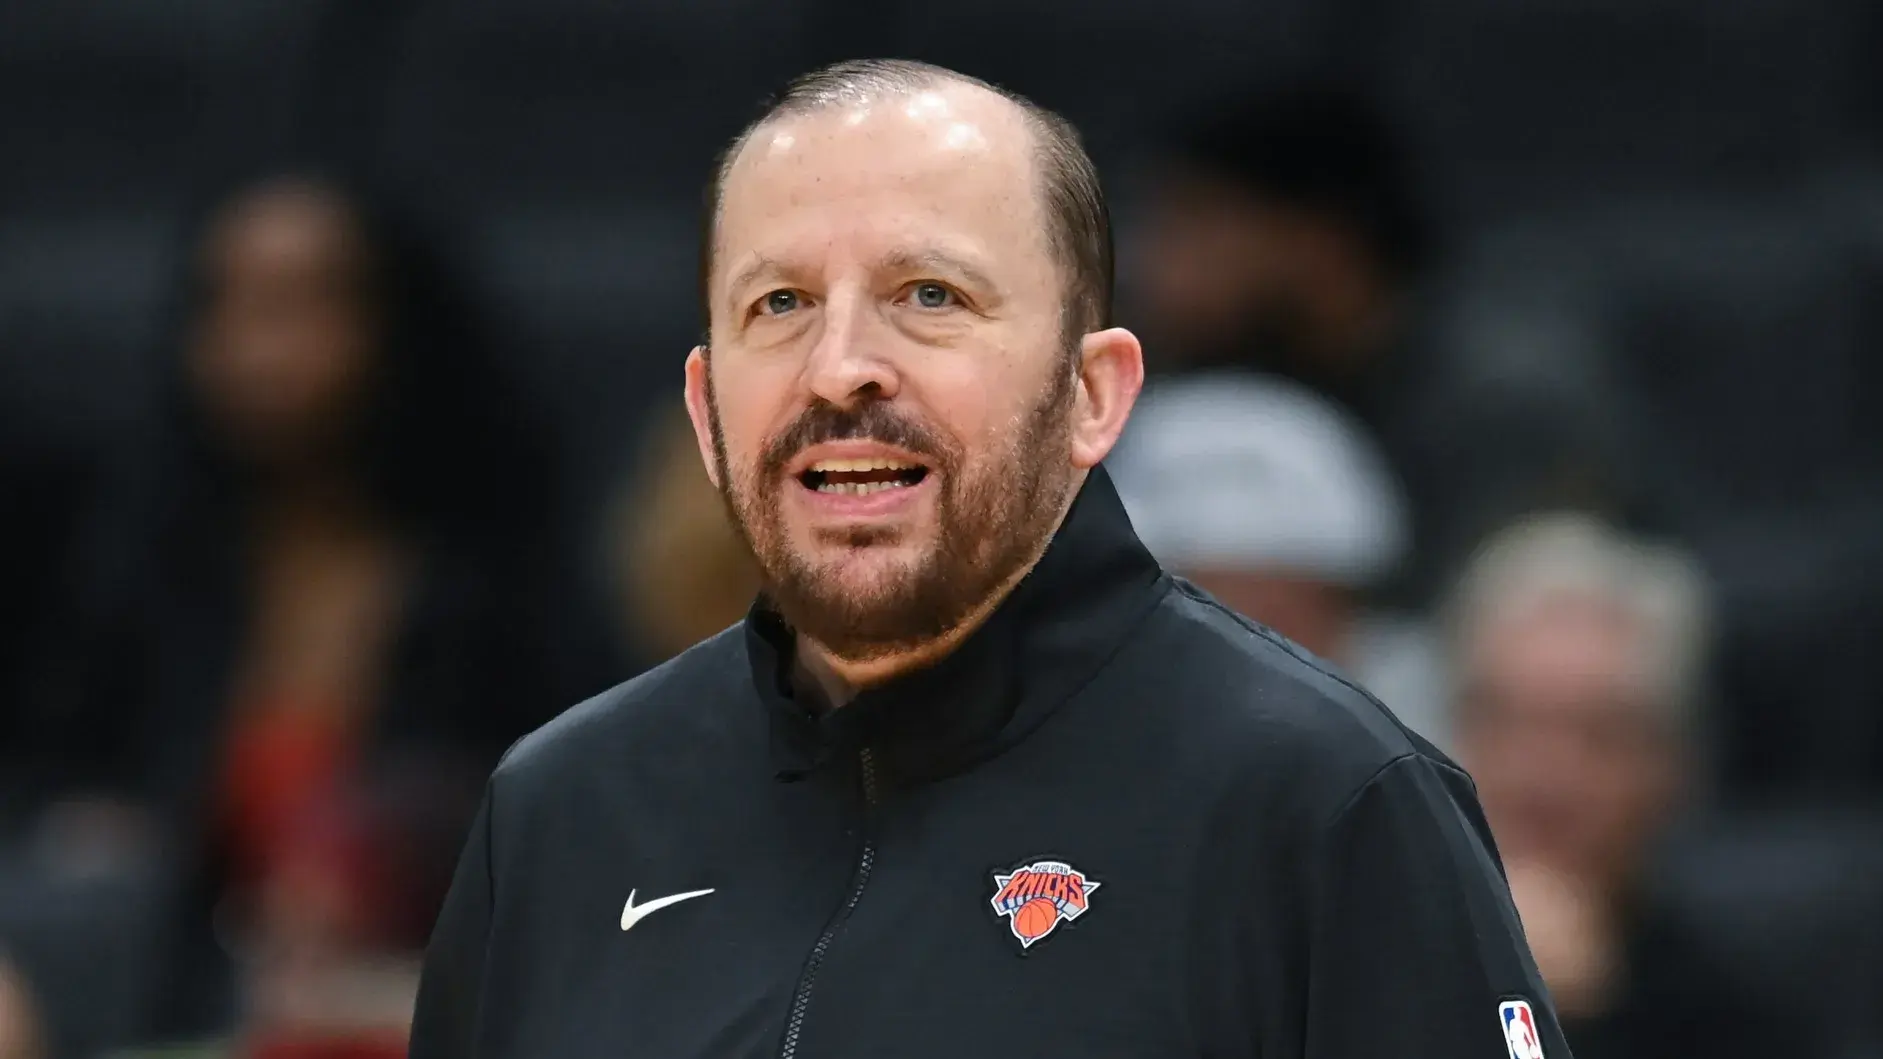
[1446,514,1813,1059]
[411,59,1570,1058]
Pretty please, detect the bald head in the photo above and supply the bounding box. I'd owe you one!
[701,59,1111,346]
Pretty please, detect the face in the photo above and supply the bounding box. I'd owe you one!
[1454,597,1682,892]
[189,182,378,467]
[1136,167,1377,377]
[1137,169,1293,358]
[687,84,1140,662]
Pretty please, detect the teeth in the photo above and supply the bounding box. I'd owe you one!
[816,480,914,496]
[809,458,916,473]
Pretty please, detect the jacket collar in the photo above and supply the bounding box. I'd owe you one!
[745,465,1167,787]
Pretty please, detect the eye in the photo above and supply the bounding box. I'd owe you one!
[908,282,956,310]
[760,289,800,316]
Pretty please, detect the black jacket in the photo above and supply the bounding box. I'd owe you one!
[411,468,1571,1058]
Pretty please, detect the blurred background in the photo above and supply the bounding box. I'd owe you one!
[1,0,1880,1056]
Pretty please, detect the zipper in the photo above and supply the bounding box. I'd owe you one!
[777,748,881,1059]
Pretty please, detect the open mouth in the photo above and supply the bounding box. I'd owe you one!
[798,458,930,496]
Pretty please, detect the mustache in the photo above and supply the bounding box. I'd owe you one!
[759,400,954,477]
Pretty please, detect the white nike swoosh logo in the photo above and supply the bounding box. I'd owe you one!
[619,887,715,931]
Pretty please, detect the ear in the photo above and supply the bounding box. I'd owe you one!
[682,345,721,488]
[1069,327,1145,470]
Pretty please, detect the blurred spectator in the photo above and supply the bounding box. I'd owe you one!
[1446,514,1817,1059]
[1111,372,1447,744]
[608,406,760,665]
[0,956,44,1059]
[3,171,618,1052]
[1130,84,1599,603]
[1135,85,1429,386]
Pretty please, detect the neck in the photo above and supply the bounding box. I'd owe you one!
[248,465,382,542]
[795,470,1086,706]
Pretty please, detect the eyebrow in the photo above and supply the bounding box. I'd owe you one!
[723,254,787,314]
[878,248,999,295]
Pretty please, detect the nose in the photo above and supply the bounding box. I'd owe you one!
[802,289,899,408]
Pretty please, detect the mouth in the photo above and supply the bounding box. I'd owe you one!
[797,457,930,496]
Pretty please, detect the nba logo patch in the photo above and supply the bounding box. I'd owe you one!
[989,859,1099,950]
[1499,999,1546,1059]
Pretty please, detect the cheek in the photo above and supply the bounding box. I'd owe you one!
[708,369,791,463]
[1595,752,1667,824]
[297,313,374,408]
[931,345,1052,443]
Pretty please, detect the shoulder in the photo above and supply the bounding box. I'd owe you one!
[492,624,753,790]
[1120,579,1463,822]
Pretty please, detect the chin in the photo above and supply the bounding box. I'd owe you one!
[806,544,925,591]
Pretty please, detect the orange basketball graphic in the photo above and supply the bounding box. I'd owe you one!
[1013,897,1059,941]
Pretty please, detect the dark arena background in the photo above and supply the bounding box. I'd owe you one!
[1,1,1880,1056]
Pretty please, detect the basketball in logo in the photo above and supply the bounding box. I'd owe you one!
[1011,898,1060,942]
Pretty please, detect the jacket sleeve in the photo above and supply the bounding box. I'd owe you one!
[1300,754,1574,1059]
[410,788,496,1058]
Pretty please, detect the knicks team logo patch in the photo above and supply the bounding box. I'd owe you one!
[990,859,1099,949]
[1499,999,1546,1059]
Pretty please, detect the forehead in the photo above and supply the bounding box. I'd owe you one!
[211,185,361,270]
[1471,599,1644,701]
[713,84,1050,286]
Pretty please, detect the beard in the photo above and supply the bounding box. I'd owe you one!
[708,353,1078,662]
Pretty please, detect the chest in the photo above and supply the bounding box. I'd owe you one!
[236,535,411,719]
[476,757,1269,1059]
